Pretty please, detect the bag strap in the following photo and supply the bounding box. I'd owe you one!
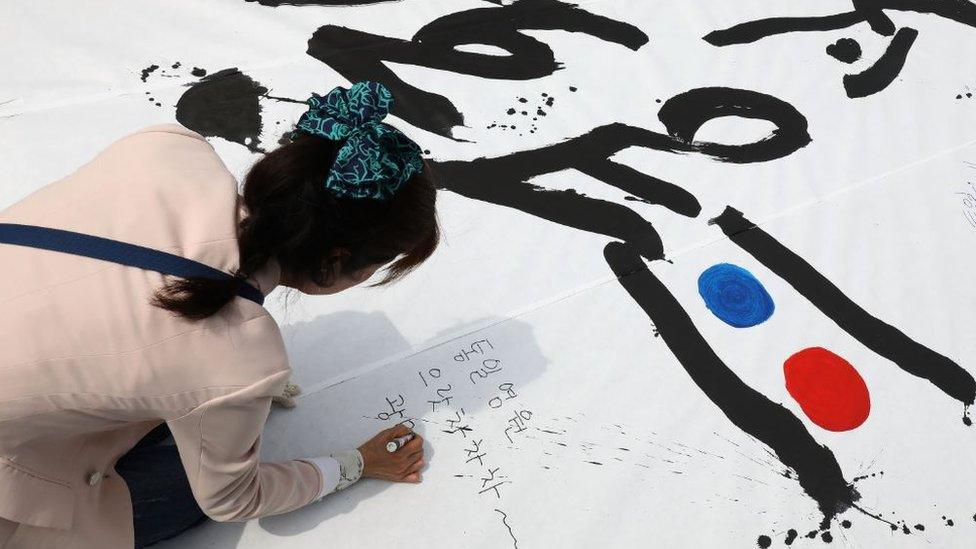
[0,223,264,306]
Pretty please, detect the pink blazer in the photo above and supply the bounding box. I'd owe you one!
[0,124,324,548]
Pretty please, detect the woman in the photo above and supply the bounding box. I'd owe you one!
[0,81,438,548]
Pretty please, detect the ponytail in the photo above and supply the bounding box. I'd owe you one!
[149,131,440,322]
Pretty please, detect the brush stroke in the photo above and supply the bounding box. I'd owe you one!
[431,87,810,259]
[247,0,399,4]
[658,87,811,164]
[306,0,648,139]
[705,1,976,46]
[843,27,918,98]
[852,0,896,35]
[710,206,976,407]
[604,240,857,525]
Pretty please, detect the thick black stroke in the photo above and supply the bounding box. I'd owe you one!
[430,123,694,262]
[306,0,648,139]
[603,241,858,526]
[704,0,976,46]
[246,0,398,5]
[843,27,918,98]
[852,0,897,35]
[430,87,811,260]
[658,87,812,164]
[710,206,976,407]
[704,12,864,46]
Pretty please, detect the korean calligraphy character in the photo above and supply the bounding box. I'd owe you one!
[427,383,453,412]
[463,438,487,466]
[454,338,493,362]
[469,358,503,384]
[488,382,518,409]
[376,394,415,429]
[444,409,472,438]
[417,367,441,388]
[504,409,533,443]
[478,467,509,499]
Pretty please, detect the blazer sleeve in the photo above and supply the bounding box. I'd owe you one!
[166,368,324,522]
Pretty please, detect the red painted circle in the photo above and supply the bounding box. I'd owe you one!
[783,347,870,432]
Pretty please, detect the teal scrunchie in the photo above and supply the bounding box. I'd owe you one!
[293,81,424,200]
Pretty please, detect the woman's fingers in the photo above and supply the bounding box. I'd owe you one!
[400,436,423,453]
[404,472,421,483]
[406,458,424,474]
[386,424,414,438]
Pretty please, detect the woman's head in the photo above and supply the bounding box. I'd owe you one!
[151,83,440,321]
[238,131,439,295]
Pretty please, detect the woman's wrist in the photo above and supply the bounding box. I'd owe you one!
[331,449,364,491]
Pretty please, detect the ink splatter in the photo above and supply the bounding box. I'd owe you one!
[140,64,159,82]
[756,534,771,548]
[826,38,861,63]
[784,347,871,432]
[171,61,181,69]
[175,68,268,153]
[603,242,858,526]
[697,263,775,328]
[191,67,207,77]
[784,529,798,545]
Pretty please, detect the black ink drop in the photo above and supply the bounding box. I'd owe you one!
[826,38,861,63]
[140,64,159,82]
[757,535,772,548]
[191,67,207,77]
[175,68,268,153]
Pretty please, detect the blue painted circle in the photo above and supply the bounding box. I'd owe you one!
[697,263,775,328]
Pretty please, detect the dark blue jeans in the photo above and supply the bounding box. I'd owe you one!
[115,424,208,548]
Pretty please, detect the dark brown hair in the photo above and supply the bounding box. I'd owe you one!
[150,131,440,321]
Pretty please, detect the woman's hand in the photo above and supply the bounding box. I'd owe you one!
[357,424,425,483]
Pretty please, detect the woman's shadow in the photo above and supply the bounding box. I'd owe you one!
[156,310,548,547]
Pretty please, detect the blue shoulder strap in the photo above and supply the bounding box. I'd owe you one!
[0,223,264,306]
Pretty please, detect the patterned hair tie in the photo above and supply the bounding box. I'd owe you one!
[293,81,424,200]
